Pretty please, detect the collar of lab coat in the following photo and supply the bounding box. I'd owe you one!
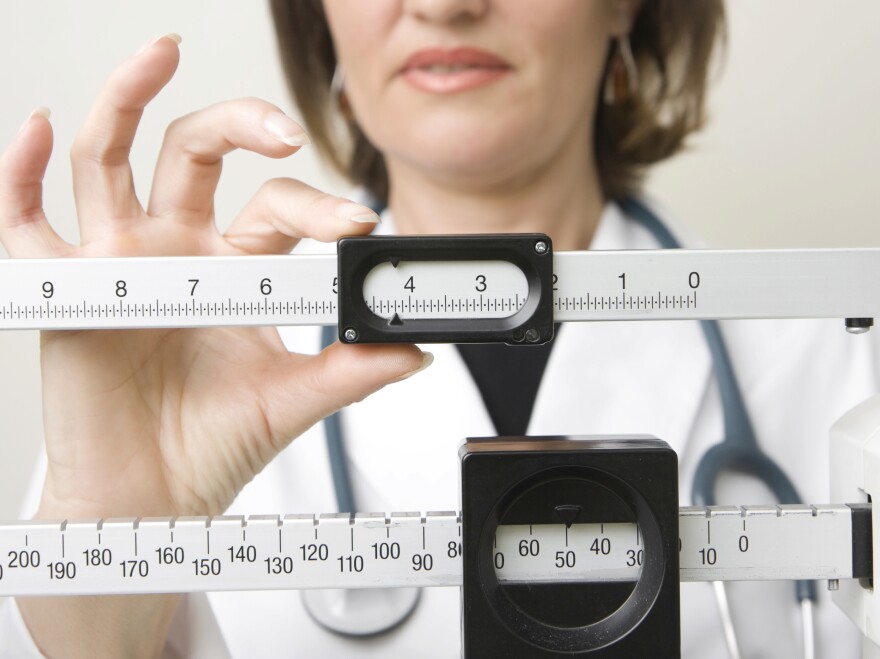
[336,202,713,512]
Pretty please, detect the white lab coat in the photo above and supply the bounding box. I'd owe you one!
[2,203,878,658]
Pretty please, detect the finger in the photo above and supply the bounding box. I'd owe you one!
[224,178,380,255]
[71,34,181,240]
[0,109,69,257]
[147,99,309,223]
[262,343,432,450]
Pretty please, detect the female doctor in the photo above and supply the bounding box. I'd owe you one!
[1,1,878,657]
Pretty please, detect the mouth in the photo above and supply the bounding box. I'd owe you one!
[400,47,511,94]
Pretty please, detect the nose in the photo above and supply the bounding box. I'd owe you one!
[403,0,488,24]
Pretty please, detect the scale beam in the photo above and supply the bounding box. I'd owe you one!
[0,240,877,334]
[0,504,869,597]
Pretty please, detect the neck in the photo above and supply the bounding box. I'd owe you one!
[385,128,605,252]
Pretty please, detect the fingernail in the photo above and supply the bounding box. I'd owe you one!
[394,352,434,383]
[335,202,380,224]
[136,33,183,56]
[18,107,51,134]
[264,111,310,147]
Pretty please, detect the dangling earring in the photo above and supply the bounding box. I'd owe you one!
[330,64,345,106]
[330,63,353,120]
[603,35,639,105]
[327,63,356,165]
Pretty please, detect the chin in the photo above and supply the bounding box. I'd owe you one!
[414,143,528,188]
[384,113,539,184]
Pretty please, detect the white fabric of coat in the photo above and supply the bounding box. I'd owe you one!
[2,202,879,658]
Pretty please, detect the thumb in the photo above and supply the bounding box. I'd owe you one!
[260,342,432,448]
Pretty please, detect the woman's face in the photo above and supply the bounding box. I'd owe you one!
[323,0,625,190]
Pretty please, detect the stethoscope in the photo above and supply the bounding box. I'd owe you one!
[302,197,816,659]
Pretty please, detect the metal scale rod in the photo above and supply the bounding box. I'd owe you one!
[0,245,877,331]
[0,504,868,597]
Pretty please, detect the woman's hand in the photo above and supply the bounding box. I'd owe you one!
[0,35,428,658]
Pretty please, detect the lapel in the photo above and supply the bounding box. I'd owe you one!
[207,203,715,656]
[342,204,712,511]
[342,341,495,511]
[529,203,713,455]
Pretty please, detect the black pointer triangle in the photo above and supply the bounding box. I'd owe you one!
[389,313,404,326]
[554,504,583,529]
[389,256,401,268]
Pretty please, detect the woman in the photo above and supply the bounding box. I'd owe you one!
[0,1,874,657]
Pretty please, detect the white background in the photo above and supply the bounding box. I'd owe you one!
[0,0,878,527]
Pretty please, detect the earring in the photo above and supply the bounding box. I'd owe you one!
[603,35,639,105]
[330,64,345,105]
[330,63,354,120]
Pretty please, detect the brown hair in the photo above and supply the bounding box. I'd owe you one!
[270,0,725,205]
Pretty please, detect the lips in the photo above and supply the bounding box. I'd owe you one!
[400,47,511,93]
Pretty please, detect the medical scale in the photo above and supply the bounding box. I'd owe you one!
[1,234,879,657]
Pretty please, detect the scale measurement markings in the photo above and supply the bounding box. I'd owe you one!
[367,296,524,318]
[0,300,339,324]
[0,505,860,597]
[0,254,341,330]
[553,291,697,315]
